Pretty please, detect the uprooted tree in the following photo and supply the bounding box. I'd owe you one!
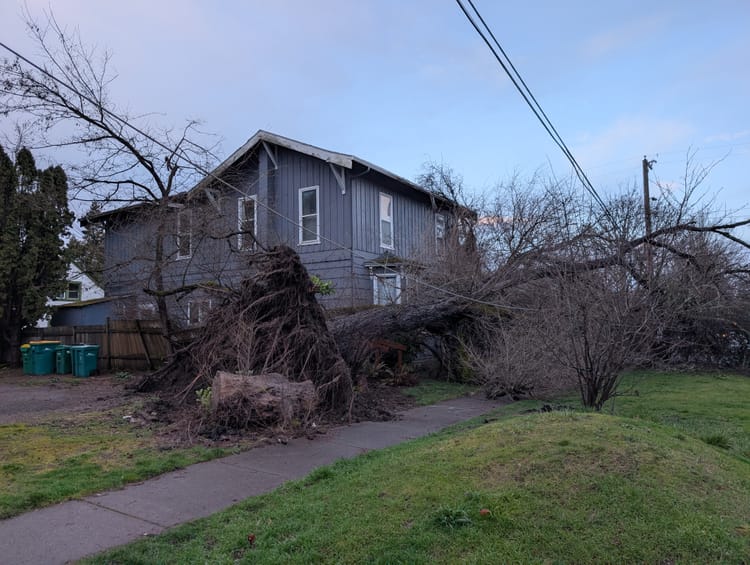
[89,159,750,421]
[136,246,354,426]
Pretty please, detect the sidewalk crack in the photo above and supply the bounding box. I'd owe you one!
[83,499,167,529]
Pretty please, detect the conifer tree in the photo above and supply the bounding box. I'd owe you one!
[67,201,105,286]
[0,145,72,365]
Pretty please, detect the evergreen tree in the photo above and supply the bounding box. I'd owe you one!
[67,201,105,286]
[0,146,73,365]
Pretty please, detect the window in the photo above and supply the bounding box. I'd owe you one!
[379,193,393,249]
[57,282,82,301]
[187,299,212,326]
[373,273,401,305]
[299,186,320,244]
[238,196,257,250]
[458,217,471,246]
[435,213,446,246]
[176,208,192,259]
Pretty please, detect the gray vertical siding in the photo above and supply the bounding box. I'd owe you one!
[351,176,434,257]
[102,141,441,314]
[270,147,353,252]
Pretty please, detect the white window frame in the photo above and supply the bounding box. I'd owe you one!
[299,185,320,245]
[372,272,401,305]
[57,281,82,301]
[187,299,212,326]
[379,192,394,250]
[458,217,471,246]
[237,195,258,250]
[435,213,446,246]
[176,208,192,260]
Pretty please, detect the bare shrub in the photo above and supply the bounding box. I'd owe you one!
[465,313,570,399]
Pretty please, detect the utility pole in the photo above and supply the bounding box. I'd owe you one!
[642,156,656,281]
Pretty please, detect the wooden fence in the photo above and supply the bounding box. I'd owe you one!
[23,319,170,371]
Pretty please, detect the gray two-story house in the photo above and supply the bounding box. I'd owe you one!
[92,131,454,325]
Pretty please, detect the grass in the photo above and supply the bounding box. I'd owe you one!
[0,406,231,519]
[401,379,478,405]
[0,375,476,520]
[607,371,750,462]
[86,371,750,563]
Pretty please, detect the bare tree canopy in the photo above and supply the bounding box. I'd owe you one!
[0,12,219,339]
[409,160,750,410]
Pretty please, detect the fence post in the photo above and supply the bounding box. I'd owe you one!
[135,319,154,370]
[106,317,112,371]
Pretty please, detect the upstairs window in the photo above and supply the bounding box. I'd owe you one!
[176,208,192,259]
[299,186,320,244]
[57,282,82,301]
[435,213,446,247]
[238,196,257,250]
[379,193,393,249]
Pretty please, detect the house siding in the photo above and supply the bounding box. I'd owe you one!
[99,135,448,318]
[351,175,434,257]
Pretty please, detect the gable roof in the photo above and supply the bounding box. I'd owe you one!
[85,130,450,224]
[194,129,434,199]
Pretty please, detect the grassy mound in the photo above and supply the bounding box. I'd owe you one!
[88,409,750,563]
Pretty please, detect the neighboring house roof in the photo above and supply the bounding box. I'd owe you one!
[53,296,117,309]
[36,263,106,327]
[52,263,105,302]
[83,130,451,224]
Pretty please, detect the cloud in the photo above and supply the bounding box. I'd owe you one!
[704,129,750,144]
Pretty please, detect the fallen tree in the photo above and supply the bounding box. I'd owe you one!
[136,246,353,419]
[329,298,481,381]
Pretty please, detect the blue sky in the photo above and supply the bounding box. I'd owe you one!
[1,0,748,218]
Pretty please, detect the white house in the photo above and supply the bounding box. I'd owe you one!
[36,263,105,327]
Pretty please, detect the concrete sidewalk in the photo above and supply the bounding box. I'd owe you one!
[0,395,507,565]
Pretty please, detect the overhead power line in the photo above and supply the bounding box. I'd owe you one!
[455,0,614,223]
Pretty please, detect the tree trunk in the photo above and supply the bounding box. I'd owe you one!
[210,371,317,428]
[152,202,174,354]
[329,299,478,373]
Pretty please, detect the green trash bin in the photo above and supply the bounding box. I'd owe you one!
[70,345,100,378]
[28,341,60,375]
[55,345,72,374]
[20,344,32,374]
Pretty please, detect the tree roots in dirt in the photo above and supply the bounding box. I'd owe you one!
[135,246,353,421]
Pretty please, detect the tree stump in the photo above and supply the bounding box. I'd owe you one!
[210,371,317,428]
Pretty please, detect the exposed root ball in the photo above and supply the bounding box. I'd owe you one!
[137,246,353,416]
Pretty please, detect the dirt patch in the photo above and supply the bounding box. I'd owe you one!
[350,383,418,422]
[0,366,419,446]
[131,380,419,448]
[0,367,135,425]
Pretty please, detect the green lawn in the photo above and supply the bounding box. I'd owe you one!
[86,371,750,564]
[401,379,479,405]
[0,376,478,520]
[0,407,232,519]
[610,371,750,462]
